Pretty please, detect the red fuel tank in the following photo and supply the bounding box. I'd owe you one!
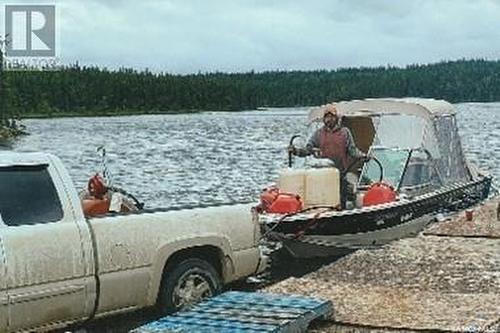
[82,198,110,217]
[363,182,397,207]
[260,187,303,214]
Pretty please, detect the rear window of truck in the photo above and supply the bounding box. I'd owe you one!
[0,165,64,226]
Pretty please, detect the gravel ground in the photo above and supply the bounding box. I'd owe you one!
[425,198,500,238]
[266,199,500,332]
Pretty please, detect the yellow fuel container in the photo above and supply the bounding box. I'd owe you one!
[278,167,341,209]
[304,168,340,208]
[278,168,306,200]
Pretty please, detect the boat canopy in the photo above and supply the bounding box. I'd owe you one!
[307,98,471,185]
[307,98,455,123]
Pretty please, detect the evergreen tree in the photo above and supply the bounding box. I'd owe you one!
[0,35,7,126]
[4,59,500,119]
[0,34,26,139]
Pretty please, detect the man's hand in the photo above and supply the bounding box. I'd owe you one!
[288,145,296,155]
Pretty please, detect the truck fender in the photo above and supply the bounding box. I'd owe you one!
[146,235,234,306]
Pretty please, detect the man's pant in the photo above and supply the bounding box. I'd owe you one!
[341,172,358,209]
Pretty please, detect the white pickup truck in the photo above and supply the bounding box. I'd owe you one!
[0,152,266,332]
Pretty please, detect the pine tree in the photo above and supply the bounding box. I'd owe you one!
[0,34,26,140]
[0,34,9,136]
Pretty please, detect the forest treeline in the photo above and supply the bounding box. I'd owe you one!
[2,59,500,117]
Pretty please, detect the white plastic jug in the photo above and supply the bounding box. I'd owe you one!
[304,168,340,208]
[278,168,306,200]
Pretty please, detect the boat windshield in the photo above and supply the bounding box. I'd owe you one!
[371,114,435,153]
[359,147,411,189]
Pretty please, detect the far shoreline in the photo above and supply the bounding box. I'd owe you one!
[19,107,285,119]
[18,101,500,120]
[21,109,209,120]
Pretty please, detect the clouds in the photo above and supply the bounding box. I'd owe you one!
[49,0,500,72]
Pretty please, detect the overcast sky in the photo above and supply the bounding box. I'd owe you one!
[4,0,500,73]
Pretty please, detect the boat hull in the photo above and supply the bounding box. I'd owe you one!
[281,214,433,258]
[265,176,492,258]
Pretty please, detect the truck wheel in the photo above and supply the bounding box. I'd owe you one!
[158,258,221,314]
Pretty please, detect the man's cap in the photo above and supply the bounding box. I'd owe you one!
[322,103,339,117]
[307,102,342,123]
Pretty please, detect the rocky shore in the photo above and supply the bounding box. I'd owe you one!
[0,124,27,143]
[265,198,500,332]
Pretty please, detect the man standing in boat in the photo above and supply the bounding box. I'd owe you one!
[289,103,367,207]
[289,103,366,170]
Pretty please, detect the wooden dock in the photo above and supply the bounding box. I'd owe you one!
[265,198,500,333]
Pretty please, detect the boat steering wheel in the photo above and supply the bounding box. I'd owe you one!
[288,135,302,167]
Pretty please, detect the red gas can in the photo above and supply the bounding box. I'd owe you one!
[259,187,303,214]
[269,193,303,214]
[362,182,397,207]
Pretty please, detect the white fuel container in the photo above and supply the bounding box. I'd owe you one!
[304,168,341,208]
[278,167,341,208]
[278,168,306,199]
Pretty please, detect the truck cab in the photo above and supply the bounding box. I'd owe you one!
[0,153,99,331]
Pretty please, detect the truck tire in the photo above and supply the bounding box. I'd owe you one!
[158,258,222,314]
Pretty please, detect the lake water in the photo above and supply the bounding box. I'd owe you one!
[9,103,500,208]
